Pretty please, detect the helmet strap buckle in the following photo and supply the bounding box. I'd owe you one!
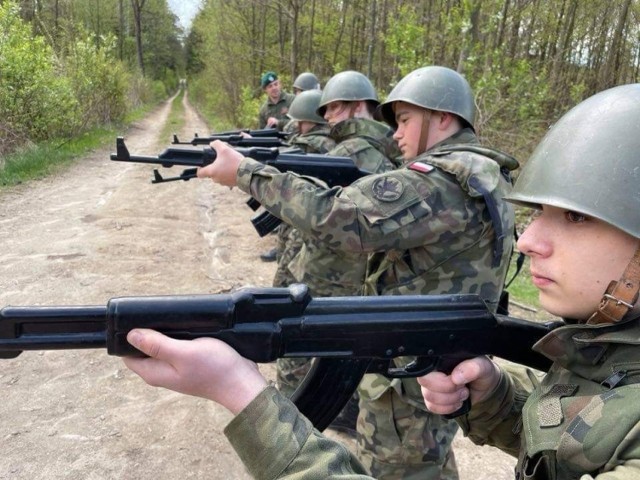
[587,246,640,325]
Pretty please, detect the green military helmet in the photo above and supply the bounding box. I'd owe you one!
[505,83,640,239]
[287,90,327,124]
[293,72,320,92]
[317,70,379,116]
[378,66,476,130]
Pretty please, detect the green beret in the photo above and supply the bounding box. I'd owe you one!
[261,71,278,88]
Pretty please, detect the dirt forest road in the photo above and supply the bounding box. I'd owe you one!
[0,93,516,479]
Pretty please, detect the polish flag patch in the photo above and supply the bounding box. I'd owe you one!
[409,162,435,173]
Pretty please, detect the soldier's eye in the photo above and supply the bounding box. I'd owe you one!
[564,210,587,223]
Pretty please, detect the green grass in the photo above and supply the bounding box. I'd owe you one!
[0,104,156,189]
[0,127,116,187]
[504,252,542,312]
[159,89,186,142]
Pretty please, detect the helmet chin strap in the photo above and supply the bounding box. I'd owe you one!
[587,244,640,325]
[347,101,359,119]
[417,110,432,155]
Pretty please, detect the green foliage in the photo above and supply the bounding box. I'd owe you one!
[0,1,79,147]
[383,6,428,79]
[62,32,130,127]
[236,86,262,130]
[504,254,541,312]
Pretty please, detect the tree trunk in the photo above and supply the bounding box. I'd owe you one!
[131,0,147,76]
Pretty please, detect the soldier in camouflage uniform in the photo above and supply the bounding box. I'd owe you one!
[124,83,640,480]
[420,83,640,480]
[275,72,400,438]
[258,71,295,131]
[283,72,322,136]
[198,66,517,479]
[272,89,336,397]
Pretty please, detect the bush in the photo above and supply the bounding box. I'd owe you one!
[63,32,131,127]
[0,1,79,144]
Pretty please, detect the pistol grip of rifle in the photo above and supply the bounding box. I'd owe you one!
[438,355,472,419]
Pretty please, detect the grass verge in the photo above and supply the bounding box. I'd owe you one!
[159,89,186,142]
[0,103,157,189]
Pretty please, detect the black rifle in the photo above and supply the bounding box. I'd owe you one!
[172,133,288,148]
[211,127,290,140]
[110,137,371,236]
[1,285,562,430]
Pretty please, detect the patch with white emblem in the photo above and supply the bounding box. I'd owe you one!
[372,176,404,202]
[408,161,435,173]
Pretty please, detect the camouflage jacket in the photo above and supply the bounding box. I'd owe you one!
[459,312,640,479]
[258,91,295,130]
[225,386,372,479]
[286,118,398,296]
[287,124,335,155]
[237,128,517,404]
[273,125,336,288]
[237,128,515,302]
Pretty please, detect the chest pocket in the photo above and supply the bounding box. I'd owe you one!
[519,381,640,479]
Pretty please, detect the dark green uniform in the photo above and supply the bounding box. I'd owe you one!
[258,91,295,130]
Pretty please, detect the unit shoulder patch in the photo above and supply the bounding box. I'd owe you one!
[371,176,404,202]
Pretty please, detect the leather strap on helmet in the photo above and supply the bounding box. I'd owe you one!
[417,110,432,155]
[587,245,640,325]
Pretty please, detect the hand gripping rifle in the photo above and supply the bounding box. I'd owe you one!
[0,285,562,430]
[110,137,371,236]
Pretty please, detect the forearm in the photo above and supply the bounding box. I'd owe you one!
[236,158,366,252]
[235,158,449,253]
[225,386,372,479]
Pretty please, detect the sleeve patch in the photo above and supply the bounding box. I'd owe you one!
[371,176,404,202]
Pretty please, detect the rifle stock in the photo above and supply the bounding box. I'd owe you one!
[0,285,562,430]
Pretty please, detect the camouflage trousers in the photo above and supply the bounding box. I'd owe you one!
[357,373,459,480]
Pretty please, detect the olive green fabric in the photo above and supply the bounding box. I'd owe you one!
[458,312,640,479]
[276,119,398,397]
[258,90,296,130]
[235,127,517,479]
[225,386,372,479]
[272,124,337,397]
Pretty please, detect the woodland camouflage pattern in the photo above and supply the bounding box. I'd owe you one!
[236,128,518,478]
[273,124,336,397]
[277,119,398,397]
[225,386,372,479]
[272,124,336,291]
[225,313,640,479]
[459,312,640,479]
